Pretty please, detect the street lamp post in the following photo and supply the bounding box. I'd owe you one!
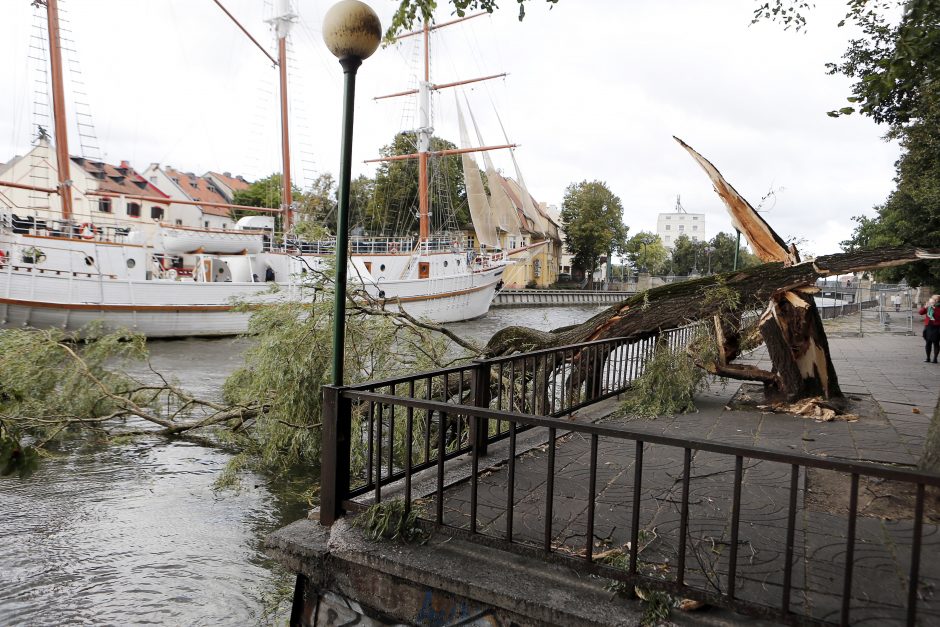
[323,0,381,385]
[733,228,741,270]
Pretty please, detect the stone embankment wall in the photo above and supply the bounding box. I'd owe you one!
[493,289,630,308]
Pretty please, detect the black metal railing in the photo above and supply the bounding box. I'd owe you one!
[319,309,934,625]
[331,324,701,499]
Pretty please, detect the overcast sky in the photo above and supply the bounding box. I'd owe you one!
[1,0,899,255]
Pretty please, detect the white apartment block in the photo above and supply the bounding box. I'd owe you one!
[657,211,705,249]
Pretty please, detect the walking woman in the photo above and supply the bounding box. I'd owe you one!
[919,295,940,363]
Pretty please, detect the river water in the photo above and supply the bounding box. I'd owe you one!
[0,306,603,626]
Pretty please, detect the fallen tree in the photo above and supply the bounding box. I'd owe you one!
[486,245,935,402]
[486,139,940,406]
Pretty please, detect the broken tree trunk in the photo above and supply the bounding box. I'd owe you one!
[484,139,939,407]
[484,246,938,403]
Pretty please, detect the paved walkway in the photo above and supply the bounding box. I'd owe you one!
[430,333,940,624]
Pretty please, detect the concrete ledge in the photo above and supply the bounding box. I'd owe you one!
[266,517,769,626]
[267,517,650,626]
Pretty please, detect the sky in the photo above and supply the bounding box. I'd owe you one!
[0,0,900,256]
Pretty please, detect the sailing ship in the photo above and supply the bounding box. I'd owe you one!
[0,1,550,337]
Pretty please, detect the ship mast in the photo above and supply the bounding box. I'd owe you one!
[271,0,296,232]
[417,22,431,240]
[371,13,516,242]
[213,0,294,231]
[44,0,74,221]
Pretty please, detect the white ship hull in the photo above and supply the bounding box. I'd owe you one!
[0,233,506,337]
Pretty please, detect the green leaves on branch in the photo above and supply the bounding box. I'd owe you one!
[0,324,149,434]
[619,338,709,419]
[756,1,939,128]
[385,0,559,42]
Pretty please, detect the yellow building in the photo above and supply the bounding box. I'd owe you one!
[462,176,562,289]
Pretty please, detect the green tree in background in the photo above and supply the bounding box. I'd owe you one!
[296,173,376,236]
[232,173,303,232]
[232,173,300,210]
[760,1,940,286]
[840,83,940,285]
[668,233,760,275]
[371,132,468,236]
[708,231,761,273]
[298,172,337,229]
[560,181,628,288]
[624,231,668,275]
[669,235,706,276]
[349,175,377,234]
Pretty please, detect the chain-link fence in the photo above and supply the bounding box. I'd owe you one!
[819,282,916,336]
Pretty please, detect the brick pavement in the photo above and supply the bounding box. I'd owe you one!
[431,333,940,624]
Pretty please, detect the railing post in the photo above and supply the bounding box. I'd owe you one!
[588,344,605,400]
[320,384,351,525]
[471,359,491,455]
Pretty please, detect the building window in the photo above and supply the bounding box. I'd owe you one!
[665,235,671,243]
[97,198,112,213]
[467,236,475,249]
[150,176,157,183]
[665,216,671,220]
[692,225,698,231]
[692,216,699,220]
[678,224,685,232]
[692,236,698,242]
[126,202,141,217]
[151,206,164,220]
[665,224,671,231]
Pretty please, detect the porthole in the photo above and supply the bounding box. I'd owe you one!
[84,255,94,266]
[443,260,449,267]
[126,258,136,269]
[379,264,386,272]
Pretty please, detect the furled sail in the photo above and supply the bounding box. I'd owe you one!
[465,97,521,237]
[494,108,547,236]
[457,100,500,248]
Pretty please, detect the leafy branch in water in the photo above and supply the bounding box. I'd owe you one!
[0,324,258,443]
[0,265,469,493]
